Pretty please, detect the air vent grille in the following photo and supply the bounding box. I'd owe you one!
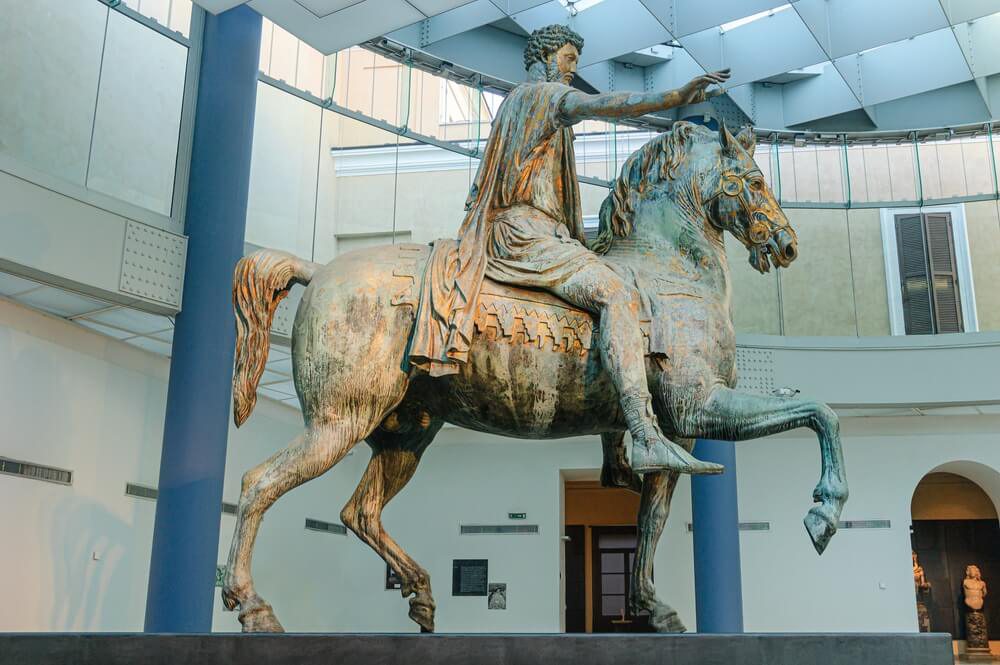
[460,524,539,535]
[126,482,158,500]
[0,457,72,485]
[839,519,891,529]
[305,518,347,535]
[125,483,239,515]
[739,521,771,531]
[686,521,771,532]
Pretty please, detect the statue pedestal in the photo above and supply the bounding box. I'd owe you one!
[964,609,991,661]
[0,632,954,665]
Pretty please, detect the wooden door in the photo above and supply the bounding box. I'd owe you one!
[590,526,652,632]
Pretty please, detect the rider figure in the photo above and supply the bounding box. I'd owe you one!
[409,24,730,474]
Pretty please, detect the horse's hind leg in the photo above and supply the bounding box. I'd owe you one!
[222,421,360,632]
[631,463,686,633]
[341,419,442,632]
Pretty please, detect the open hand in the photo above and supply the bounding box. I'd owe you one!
[679,69,731,104]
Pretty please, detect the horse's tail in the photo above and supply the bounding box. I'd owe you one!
[232,249,318,427]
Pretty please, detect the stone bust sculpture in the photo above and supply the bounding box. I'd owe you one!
[964,565,987,611]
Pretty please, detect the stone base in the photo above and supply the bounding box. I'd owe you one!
[962,646,993,662]
[966,609,989,651]
[0,632,953,665]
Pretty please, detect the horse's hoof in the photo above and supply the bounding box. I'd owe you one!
[239,601,285,633]
[651,610,687,633]
[409,595,435,633]
[221,587,240,612]
[803,507,837,555]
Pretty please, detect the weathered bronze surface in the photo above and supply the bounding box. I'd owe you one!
[220,26,848,634]
[409,25,732,475]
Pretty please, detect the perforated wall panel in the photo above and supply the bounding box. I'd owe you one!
[120,221,187,307]
[734,347,775,395]
[271,286,304,337]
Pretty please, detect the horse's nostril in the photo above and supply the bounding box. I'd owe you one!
[784,244,797,261]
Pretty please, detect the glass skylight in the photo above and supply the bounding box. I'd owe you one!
[720,4,791,32]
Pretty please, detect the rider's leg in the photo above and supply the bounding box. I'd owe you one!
[551,265,722,475]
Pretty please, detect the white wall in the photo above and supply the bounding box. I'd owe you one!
[0,298,298,631]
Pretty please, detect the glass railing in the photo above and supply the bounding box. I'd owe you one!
[1,0,193,221]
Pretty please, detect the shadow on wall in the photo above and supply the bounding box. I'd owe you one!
[48,496,133,630]
[0,321,158,632]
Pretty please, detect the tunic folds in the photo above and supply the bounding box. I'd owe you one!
[409,81,594,376]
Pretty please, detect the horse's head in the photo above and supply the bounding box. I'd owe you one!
[706,124,797,273]
[594,122,797,275]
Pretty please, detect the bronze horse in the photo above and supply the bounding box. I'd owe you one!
[221,123,848,633]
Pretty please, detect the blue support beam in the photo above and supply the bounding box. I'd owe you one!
[691,439,744,633]
[144,5,262,633]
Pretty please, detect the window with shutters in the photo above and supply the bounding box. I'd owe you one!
[880,205,978,335]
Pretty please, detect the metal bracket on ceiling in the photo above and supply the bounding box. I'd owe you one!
[419,19,431,48]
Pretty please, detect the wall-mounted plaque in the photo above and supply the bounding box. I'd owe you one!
[386,564,402,590]
[488,583,507,610]
[452,559,488,596]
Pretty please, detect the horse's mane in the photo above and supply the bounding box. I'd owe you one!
[590,121,712,254]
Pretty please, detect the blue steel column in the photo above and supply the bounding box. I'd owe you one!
[691,438,744,632]
[145,6,262,633]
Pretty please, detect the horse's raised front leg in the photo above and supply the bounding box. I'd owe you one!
[342,420,442,632]
[631,463,685,632]
[222,422,359,632]
[674,384,848,554]
[599,431,642,493]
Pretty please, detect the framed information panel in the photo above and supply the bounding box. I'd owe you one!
[452,559,488,596]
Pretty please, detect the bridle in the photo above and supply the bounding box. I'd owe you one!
[705,166,783,247]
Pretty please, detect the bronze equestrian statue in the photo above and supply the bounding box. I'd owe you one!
[221,25,848,634]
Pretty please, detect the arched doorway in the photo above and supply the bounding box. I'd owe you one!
[910,463,1000,656]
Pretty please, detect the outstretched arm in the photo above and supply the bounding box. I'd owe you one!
[561,70,730,123]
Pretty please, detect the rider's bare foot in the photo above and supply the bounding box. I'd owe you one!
[631,437,724,475]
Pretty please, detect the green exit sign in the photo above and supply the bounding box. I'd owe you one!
[508,512,527,520]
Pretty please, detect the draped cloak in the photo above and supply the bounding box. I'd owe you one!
[408,81,585,376]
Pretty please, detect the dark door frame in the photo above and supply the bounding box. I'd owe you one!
[590,525,652,633]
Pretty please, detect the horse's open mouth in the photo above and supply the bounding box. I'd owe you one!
[749,231,797,273]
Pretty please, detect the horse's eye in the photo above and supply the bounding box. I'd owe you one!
[749,179,763,192]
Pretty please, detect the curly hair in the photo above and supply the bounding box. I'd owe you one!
[523,24,584,71]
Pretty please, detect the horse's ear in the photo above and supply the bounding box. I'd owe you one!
[719,122,737,154]
[736,126,756,158]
